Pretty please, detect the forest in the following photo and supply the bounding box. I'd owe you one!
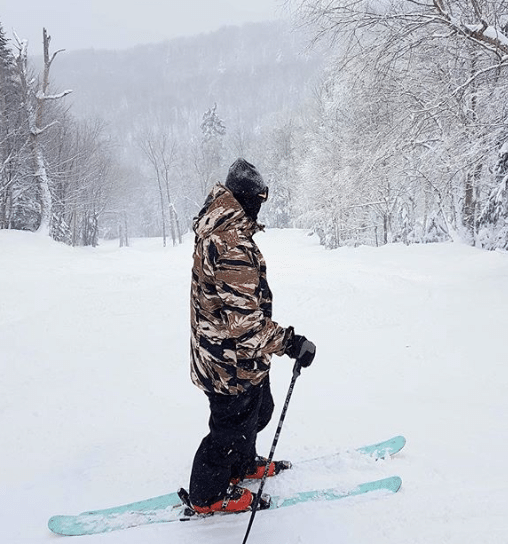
[1,0,508,250]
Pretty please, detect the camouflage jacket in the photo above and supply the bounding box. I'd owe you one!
[190,183,291,395]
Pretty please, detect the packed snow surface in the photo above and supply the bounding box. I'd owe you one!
[1,229,507,543]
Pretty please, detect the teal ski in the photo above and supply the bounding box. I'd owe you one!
[300,434,406,465]
[48,475,402,536]
[48,435,406,536]
[356,435,406,458]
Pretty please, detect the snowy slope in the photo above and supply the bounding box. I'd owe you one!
[1,229,507,544]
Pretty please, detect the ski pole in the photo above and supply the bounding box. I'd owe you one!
[241,358,302,544]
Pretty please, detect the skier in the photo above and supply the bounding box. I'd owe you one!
[187,158,316,514]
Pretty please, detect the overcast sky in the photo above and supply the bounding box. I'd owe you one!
[1,0,286,52]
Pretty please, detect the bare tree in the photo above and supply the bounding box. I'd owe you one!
[291,1,508,59]
[13,28,71,236]
[287,0,508,247]
[49,117,115,246]
[138,127,182,247]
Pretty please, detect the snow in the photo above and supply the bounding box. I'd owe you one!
[464,24,508,47]
[1,228,507,544]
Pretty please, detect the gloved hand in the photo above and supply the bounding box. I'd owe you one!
[285,331,316,368]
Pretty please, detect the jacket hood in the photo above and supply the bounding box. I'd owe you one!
[193,183,261,239]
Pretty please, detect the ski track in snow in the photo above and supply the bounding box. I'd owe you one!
[1,228,507,543]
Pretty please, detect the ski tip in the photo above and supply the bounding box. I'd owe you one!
[391,435,406,453]
[48,515,71,536]
[384,435,406,456]
[48,515,60,530]
[365,475,403,494]
[387,435,406,447]
[389,475,403,493]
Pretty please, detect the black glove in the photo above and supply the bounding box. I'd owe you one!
[285,331,316,368]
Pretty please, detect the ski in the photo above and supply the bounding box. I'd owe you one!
[48,475,402,536]
[48,435,406,536]
[303,434,406,464]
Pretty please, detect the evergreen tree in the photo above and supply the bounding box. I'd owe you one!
[200,103,226,143]
[0,23,32,230]
[194,104,226,196]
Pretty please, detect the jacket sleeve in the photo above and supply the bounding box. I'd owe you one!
[214,245,290,359]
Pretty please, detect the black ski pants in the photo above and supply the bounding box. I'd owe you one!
[189,377,274,507]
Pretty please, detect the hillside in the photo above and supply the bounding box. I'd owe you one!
[51,21,324,141]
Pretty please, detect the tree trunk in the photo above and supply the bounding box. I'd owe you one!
[156,175,167,247]
[32,139,52,235]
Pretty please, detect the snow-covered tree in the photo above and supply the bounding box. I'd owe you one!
[288,0,508,248]
[13,28,72,236]
[49,117,116,246]
[193,103,226,197]
[0,23,31,230]
[255,115,298,228]
[138,125,183,247]
[477,142,508,249]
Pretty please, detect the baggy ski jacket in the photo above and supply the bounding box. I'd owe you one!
[190,183,291,395]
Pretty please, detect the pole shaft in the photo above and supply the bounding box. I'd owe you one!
[241,361,301,544]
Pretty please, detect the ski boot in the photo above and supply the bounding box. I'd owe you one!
[178,485,271,517]
[231,456,292,484]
